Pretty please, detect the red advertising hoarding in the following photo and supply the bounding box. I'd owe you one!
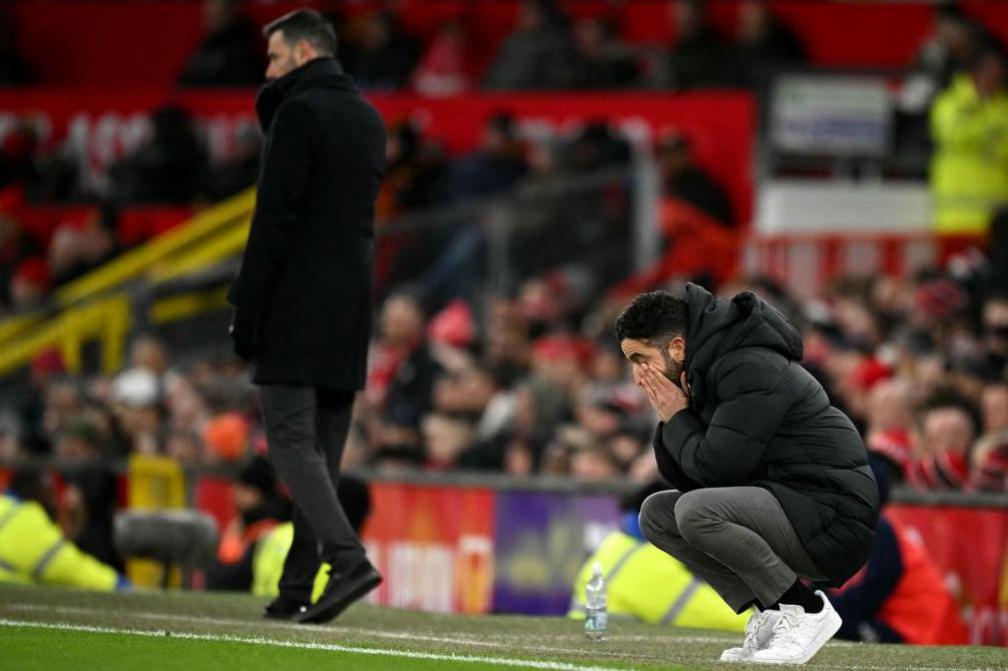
[360,482,495,615]
[889,504,1008,646]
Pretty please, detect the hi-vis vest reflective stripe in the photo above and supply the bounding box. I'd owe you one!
[252,522,327,600]
[568,531,748,633]
[0,494,117,591]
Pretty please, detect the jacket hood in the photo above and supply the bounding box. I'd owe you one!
[684,283,803,379]
[256,57,354,130]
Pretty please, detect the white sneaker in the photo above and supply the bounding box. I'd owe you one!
[719,609,782,662]
[751,591,842,665]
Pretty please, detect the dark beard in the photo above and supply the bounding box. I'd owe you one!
[660,347,684,387]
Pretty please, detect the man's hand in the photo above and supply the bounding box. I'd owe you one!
[229,309,261,361]
[640,363,689,422]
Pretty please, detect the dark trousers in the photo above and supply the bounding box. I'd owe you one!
[259,384,366,603]
[639,487,826,613]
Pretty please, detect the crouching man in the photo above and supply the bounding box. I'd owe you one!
[616,285,878,664]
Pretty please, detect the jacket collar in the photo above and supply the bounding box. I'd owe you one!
[255,57,353,130]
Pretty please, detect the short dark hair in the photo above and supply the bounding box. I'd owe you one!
[614,290,689,344]
[263,9,337,57]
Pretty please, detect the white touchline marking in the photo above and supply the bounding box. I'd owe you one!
[0,618,631,671]
[5,604,652,658]
[2,605,1000,671]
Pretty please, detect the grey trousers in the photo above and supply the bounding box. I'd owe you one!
[639,487,826,613]
[259,384,366,602]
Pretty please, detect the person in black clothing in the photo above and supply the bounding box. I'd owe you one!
[227,9,386,624]
[616,285,878,664]
[178,0,264,87]
[107,106,209,204]
[658,132,733,227]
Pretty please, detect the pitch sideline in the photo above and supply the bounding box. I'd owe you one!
[0,618,633,671]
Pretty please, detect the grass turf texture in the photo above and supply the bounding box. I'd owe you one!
[1,585,1004,671]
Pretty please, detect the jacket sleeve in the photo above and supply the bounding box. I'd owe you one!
[661,351,790,486]
[652,422,704,491]
[227,99,315,314]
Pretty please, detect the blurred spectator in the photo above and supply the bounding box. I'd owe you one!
[54,420,120,568]
[206,455,287,591]
[107,106,210,204]
[178,0,264,87]
[972,380,1008,490]
[903,5,984,115]
[0,121,39,189]
[0,468,127,590]
[659,0,728,90]
[210,125,262,199]
[47,205,121,286]
[864,379,915,484]
[411,21,473,96]
[111,368,163,456]
[483,0,576,90]
[570,17,638,89]
[730,0,805,89]
[129,334,169,379]
[9,256,50,309]
[907,387,977,489]
[365,292,442,448]
[981,291,1008,379]
[342,11,420,91]
[0,9,33,86]
[929,41,1008,234]
[657,132,733,227]
[443,113,528,202]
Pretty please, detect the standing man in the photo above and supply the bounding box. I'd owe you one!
[616,285,878,665]
[228,8,386,624]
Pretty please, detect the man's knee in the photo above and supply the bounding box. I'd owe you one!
[638,491,681,544]
[673,490,719,544]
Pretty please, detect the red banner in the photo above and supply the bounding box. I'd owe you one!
[360,482,496,614]
[889,504,1008,646]
[0,90,754,224]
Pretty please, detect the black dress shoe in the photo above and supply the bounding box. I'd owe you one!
[295,562,382,624]
[263,595,309,620]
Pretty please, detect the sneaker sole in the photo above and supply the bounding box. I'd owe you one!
[295,572,382,625]
[751,609,842,665]
[718,649,751,662]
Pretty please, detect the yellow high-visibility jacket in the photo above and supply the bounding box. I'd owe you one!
[0,494,118,590]
[930,74,1008,234]
[251,522,327,601]
[568,530,749,632]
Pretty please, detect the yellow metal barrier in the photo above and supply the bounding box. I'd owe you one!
[0,188,255,376]
[56,188,254,305]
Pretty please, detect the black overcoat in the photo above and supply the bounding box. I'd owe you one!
[228,58,386,390]
[653,283,879,585]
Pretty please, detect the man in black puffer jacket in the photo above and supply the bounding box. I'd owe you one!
[616,285,878,665]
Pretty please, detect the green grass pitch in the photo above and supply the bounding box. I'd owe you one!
[1,584,1004,670]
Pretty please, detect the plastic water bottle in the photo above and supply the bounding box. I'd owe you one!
[584,561,607,641]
